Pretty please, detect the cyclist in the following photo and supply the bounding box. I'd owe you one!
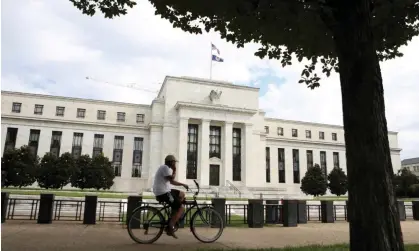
[153,154,189,239]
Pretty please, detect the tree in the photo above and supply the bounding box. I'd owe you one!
[407,184,419,198]
[57,152,77,189]
[1,145,39,188]
[37,153,59,189]
[71,1,418,249]
[70,154,92,190]
[394,168,419,197]
[37,152,75,189]
[91,154,115,190]
[301,164,328,197]
[328,167,348,196]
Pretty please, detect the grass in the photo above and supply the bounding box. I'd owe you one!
[195,244,419,251]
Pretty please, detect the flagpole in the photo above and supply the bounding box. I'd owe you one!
[210,42,213,80]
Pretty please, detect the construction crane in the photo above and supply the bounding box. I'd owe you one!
[85,76,159,94]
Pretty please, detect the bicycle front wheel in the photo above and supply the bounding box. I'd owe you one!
[127,206,165,244]
[190,206,224,243]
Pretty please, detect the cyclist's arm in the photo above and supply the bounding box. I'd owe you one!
[164,167,187,187]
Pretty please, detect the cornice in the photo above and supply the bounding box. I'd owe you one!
[175,101,258,115]
[1,90,151,108]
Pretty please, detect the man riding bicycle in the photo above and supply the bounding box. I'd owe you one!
[153,155,189,239]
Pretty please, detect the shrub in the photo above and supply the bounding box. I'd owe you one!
[1,146,39,188]
[300,164,327,197]
[327,167,348,196]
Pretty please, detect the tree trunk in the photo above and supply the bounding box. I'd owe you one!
[330,0,404,250]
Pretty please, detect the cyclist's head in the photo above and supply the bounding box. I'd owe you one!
[164,154,178,168]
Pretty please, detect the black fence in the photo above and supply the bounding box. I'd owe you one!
[1,192,418,227]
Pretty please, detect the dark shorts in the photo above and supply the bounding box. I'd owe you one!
[155,189,182,212]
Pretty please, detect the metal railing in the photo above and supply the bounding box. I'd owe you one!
[4,197,415,225]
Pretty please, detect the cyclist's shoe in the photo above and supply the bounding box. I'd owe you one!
[165,226,178,239]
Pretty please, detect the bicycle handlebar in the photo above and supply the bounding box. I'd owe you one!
[186,180,200,199]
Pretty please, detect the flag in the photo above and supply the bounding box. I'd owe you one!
[212,54,224,62]
[211,43,220,54]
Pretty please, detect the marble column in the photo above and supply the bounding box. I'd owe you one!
[199,119,210,186]
[223,122,233,185]
[243,123,253,186]
[147,125,163,187]
[177,117,189,183]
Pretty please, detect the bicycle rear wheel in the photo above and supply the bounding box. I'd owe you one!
[190,206,224,243]
[127,206,165,244]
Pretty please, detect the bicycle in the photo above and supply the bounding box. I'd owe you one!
[127,180,224,244]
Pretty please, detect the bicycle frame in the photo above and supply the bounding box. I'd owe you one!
[143,180,212,230]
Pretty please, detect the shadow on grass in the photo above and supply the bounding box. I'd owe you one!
[195,243,419,251]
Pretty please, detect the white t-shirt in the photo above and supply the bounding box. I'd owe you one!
[153,165,173,196]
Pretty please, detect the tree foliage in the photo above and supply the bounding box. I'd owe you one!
[327,167,348,196]
[71,154,92,189]
[91,154,115,190]
[37,152,75,189]
[70,154,115,190]
[1,146,39,188]
[70,0,418,88]
[394,168,419,197]
[301,164,327,197]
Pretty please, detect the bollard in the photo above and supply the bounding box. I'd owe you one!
[1,192,9,223]
[38,194,55,224]
[211,198,226,228]
[412,201,419,221]
[321,201,334,223]
[126,196,142,228]
[248,199,264,228]
[297,200,307,224]
[83,195,98,225]
[282,200,298,227]
[398,201,406,221]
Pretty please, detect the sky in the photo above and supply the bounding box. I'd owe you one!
[1,0,418,160]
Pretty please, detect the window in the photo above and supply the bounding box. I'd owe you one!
[277,127,284,136]
[92,134,104,158]
[187,124,199,179]
[232,128,242,181]
[320,151,327,176]
[136,114,145,123]
[306,130,311,139]
[4,127,18,154]
[50,131,62,157]
[292,129,298,137]
[278,148,285,183]
[34,104,44,115]
[332,133,337,141]
[28,129,41,156]
[112,136,124,177]
[293,149,300,183]
[132,137,144,177]
[77,108,86,118]
[264,126,269,134]
[72,133,83,159]
[209,126,221,158]
[117,112,125,122]
[97,110,106,120]
[306,150,313,169]
[319,131,325,140]
[333,152,340,168]
[12,102,21,113]
[56,106,65,116]
[266,147,271,183]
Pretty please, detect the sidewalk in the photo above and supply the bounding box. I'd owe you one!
[2,221,418,251]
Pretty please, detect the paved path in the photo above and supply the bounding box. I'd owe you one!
[2,222,419,251]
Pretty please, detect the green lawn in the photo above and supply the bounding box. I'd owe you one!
[195,244,419,251]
